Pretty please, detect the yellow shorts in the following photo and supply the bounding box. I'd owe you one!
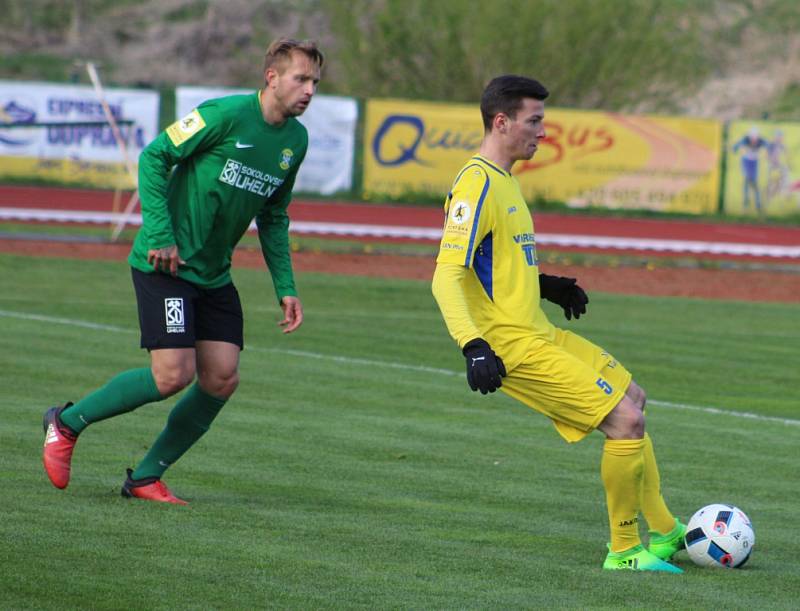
[500,328,632,443]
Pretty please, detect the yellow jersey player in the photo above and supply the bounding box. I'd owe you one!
[432,75,686,573]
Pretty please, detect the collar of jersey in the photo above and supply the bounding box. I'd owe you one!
[472,154,510,177]
[255,90,291,131]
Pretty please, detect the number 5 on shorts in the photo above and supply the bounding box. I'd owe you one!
[596,377,613,395]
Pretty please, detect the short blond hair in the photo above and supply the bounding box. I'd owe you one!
[263,37,324,73]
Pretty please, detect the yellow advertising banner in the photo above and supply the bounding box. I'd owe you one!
[724,121,800,217]
[364,99,722,213]
[0,156,135,189]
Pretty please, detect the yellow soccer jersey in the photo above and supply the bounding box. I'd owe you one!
[434,155,555,370]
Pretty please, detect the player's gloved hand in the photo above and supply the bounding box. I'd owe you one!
[462,338,507,394]
[539,273,589,320]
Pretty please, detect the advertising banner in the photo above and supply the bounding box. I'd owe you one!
[724,120,800,217]
[0,80,159,188]
[364,99,722,213]
[176,87,357,195]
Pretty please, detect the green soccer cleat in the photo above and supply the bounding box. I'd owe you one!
[603,544,684,573]
[648,518,687,561]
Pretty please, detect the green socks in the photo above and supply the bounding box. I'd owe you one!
[59,372,227,481]
[60,368,162,434]
[131,383,227,480]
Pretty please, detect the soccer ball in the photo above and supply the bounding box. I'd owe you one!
[685,504,755,568]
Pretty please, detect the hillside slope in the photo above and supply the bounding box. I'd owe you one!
[1,0,798,120]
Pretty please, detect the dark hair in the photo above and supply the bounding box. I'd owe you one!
[480,75,549,131]
[263,37,324,73]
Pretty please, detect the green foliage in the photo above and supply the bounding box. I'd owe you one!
[768,82,800,121]
[0,52,74,82]
[1,254,799,607]
[324,0,711,112]
[1,0,73,34]
[164,0,209,22]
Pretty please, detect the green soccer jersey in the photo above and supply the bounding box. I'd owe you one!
[129,92,307,298]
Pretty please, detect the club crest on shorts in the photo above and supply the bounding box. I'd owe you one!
[165,297,185,333]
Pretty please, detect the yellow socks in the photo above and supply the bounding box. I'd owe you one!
[641,433,678,534]
[601,438,645,552]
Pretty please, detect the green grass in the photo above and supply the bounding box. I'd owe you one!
[1,254,799,609]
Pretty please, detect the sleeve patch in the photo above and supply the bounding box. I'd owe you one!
[166,109,206,147]
[443,199,472,239]
[449,201,471,225]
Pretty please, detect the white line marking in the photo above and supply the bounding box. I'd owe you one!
[2,208,799,258]
[0,208,141,225]
[2,308,797,427]
[0,308,135,333]
[648,400,800,427]
[248,345,460,377]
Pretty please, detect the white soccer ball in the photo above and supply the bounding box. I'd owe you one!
[685,503,755,568]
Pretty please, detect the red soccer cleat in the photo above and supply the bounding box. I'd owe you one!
[42,403,79,489]
[121,469,188,505]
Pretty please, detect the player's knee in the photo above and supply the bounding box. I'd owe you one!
[629,408,645,437]
[616,410,645,439]
[627,380,647,411]
[153,364,195,397]
[199,369,239,399]
[217,371,239,398]
[600,399,645,440]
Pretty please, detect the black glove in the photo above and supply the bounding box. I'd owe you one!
[539,273,589,320]
[462,338,507,394]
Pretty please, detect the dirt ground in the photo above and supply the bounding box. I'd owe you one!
[2,238,798,303]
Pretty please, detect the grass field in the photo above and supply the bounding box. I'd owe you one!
[1,253,799,609]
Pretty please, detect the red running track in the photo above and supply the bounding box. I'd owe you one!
[2,185,799,251]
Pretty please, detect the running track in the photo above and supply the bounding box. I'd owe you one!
[1,186,798,261]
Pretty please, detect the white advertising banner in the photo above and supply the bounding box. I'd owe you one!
[0,80,159,187]
[176,87,357,195]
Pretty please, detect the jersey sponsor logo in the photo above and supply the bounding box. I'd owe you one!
[507,206,517,214]
[218,159,285,197]
[165,297,185,334]
[166,109,206,147]
[440,241,464,251]
[521,243,537,265]
[279,148,294,170]
[235,140,254,149]
[513,233,538,266]
[449,201,471,225]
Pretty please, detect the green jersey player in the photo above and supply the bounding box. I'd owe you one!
[42,38,323,504]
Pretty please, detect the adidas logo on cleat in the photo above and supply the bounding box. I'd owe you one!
[44,424,59,445]
[603,543,684,573]
[618,558,639,569]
